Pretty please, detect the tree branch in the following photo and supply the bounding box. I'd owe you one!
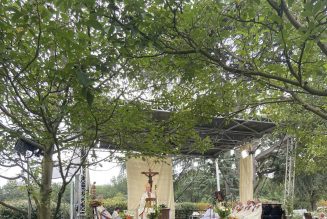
[0,174,22,180]
[290,92,327,120]
[256,135,288,162]
[14,2,42,79]
[267,0,327,56]
[15,2,42,79]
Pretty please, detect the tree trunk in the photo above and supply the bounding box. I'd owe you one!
[310,200,316,212]
[53,184,66,219]
[38,152,54,219]
[309,192,317,211]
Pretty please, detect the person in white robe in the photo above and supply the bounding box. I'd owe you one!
[112,207,122,219]
[138,183,157,219]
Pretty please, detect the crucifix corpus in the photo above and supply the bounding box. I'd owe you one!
[141,169,159,192]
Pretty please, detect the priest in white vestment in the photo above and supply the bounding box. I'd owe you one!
[138,183,157,219]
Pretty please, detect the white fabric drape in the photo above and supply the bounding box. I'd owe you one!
[126,157,175,219]
[239,144,254,203]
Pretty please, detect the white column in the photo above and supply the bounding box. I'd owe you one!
[215,158,220,191]
[70,181,74,219]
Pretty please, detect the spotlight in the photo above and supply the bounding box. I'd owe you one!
[241,149,255,159]
[14,137,43,157]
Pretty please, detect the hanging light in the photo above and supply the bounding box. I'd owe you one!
[241,149,249,158]
[241,149,255,159]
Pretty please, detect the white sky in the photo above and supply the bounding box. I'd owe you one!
[88,162,122,185]
[0,151,122,187]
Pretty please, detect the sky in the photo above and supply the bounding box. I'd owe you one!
[0,162,121,187]
[88,161,122,185]
[0,151,122,187]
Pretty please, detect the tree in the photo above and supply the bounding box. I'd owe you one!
[2,0,326,217]
[0,180,27,201]
[95,174,128,199]
[104,0,327,171]
[112,0,327,118]
[0,1,205,218]
[294,173,327,211]
[173,157,217,202]
[0,0,126,216]
[173,152,240,203]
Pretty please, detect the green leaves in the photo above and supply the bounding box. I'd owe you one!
[85,16,103,31]
[81,86,94,106]
[76,69,92,87]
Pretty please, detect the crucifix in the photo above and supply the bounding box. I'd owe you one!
[141,169,159,192]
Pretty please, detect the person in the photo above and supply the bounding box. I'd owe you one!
[320,213,326,219]
[138,183,157,219]
[94,195,112,219]
[91,182,97,200]
[200,205,220,219]
[201,191,225,219]
[213,191,225,208]
[214,191,224,203]
[112,207,122,219]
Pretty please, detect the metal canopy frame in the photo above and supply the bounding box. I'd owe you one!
[100,110,275,157]
[194,116,275,156]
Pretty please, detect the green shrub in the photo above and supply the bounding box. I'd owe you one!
[195,202,210,211]
[93,193,127,214]
[0,200,36,219]
[0,200,69,219]
[175,202,197,219]
[102,199,128,214]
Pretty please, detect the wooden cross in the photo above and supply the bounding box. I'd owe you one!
[141,169,159,192]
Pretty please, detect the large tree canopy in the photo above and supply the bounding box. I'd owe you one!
[106,0,327,169]
[110,0,327,118]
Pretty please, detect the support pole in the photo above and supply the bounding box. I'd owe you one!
[78,148,87,219]
[27,157,32,219]
[70,181,74,219]
[283,137,296,215]
[215,158,220,191]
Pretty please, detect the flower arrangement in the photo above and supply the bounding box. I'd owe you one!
[122,210,134,219]
[119,211,126,219]
[148,204,163,219]
[214,206,231,219]
[148,210,159,219]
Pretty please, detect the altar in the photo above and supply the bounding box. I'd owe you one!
[230,201,262,219]
[126,157,175,219]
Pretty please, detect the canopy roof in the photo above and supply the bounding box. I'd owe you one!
[189,116,275,156]
[100,110,275,157]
